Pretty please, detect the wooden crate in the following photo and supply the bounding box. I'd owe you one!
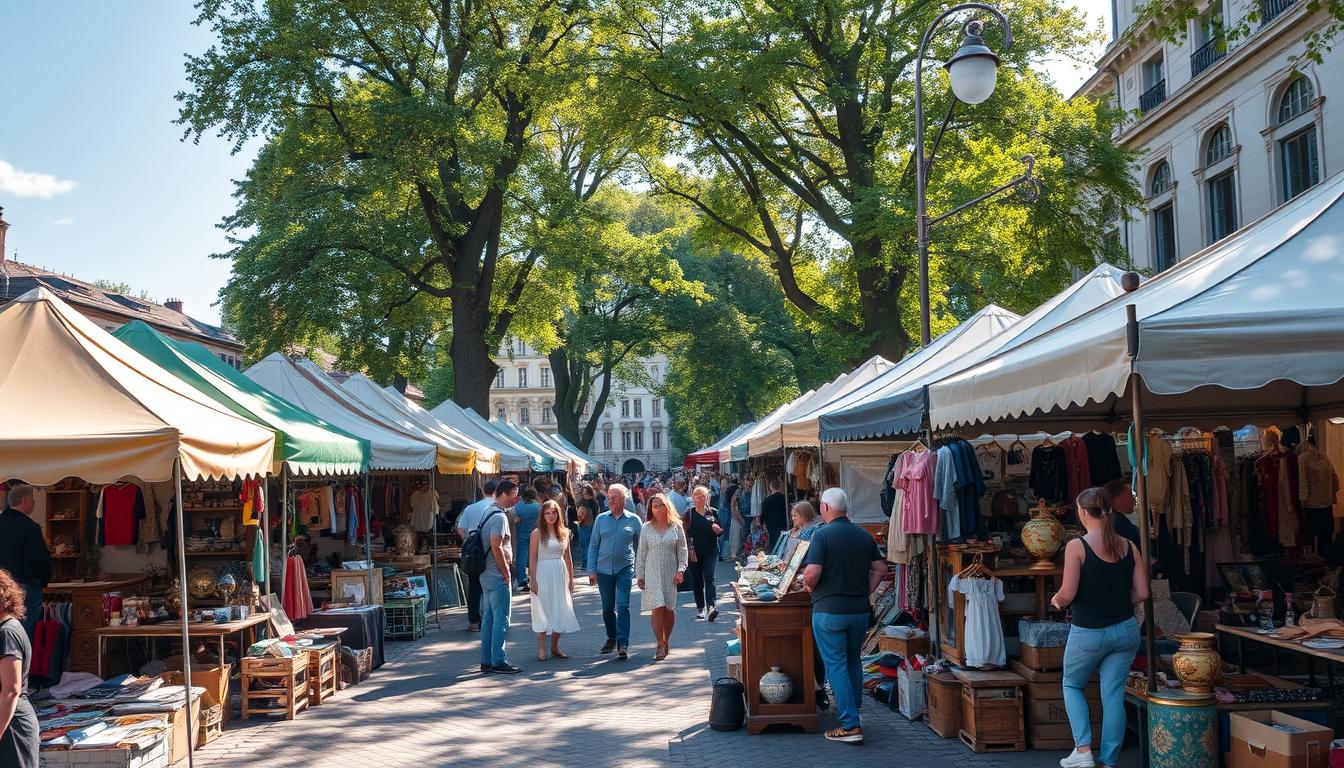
[331,568,385,605]
[1028,721,1077,750]
[198,703,224,746]
[241,655,309,720]
[954,670,1025,753]
[1018,642,1064,671]
[877,634,929,659]
[304,643,339,706]
[926,671,962,738]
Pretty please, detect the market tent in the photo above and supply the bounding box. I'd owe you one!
[816,304,1022,442]
[0,288,276,484]
[821,265,1129,440]
[762,356,896,452]
[427,396,543,472]
[722,398,801,463]
[113,321,369,477]
[522,426,588,474]
[539,430,601,472]
[340,374,495,474]
[686,421,759,468]
[929,174,1344,432]
[245,353,440,471]
[492,421,564,472]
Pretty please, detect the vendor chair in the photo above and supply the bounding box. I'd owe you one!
[1171,592,1201,631]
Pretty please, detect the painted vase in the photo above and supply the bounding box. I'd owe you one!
[759,666,793,704]
[393,524,418,558]
[1171,632,1222,695]
[1147,691,1218,768]
[1021,505,1064,569]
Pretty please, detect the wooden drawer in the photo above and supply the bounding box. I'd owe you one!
[72,594,105,630]
[68,630,100,673]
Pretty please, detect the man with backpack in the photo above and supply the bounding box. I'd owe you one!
[471,479,522,674]
[457,479,499,633]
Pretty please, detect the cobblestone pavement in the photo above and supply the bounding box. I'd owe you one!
[196,563,1113,767]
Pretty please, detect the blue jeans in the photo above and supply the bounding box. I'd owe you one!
[479,577,512,666]
[577,527,593,569]
[515,529,532,587]
[1063,618,1140,766]
[596,566,633,645]
[812,611,869,729]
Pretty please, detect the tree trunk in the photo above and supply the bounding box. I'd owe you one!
[449,283,498,417]
[855,241,911,364]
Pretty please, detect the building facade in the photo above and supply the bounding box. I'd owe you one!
[488,339,672,472]
[1080,0,1343,272]
[0,209,244,364]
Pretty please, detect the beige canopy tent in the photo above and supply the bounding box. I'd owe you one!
[0,288,277,766]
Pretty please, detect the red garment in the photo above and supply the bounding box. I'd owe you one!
[282,556,313,621]
[1060,436,1091,503]
[31,615,56,677]
[102,484,145,546]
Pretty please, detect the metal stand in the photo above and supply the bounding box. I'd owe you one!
[172,460,195,768]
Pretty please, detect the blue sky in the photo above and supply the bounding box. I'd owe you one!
[0,0,1109,327]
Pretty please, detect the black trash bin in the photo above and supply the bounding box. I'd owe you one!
[709,676,746,731]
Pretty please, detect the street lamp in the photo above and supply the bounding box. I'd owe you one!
[915,4,1038,346]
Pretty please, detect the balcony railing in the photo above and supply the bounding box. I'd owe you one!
[1190,37,1227,77]
[1261,0,1297,23]
[1139,79,1167,113]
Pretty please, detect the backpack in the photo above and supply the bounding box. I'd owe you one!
[461,507,502,577]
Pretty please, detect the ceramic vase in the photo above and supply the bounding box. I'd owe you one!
[393,524,418,558]
[759,666,793,704]
[1171,632,1222,695]
[1021,507,1064,569]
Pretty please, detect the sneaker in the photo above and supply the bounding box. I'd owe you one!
[694,609,707,621]
[824,726,864,744]
[600,639,618,654]
[479,664,492,672]
[707,607,719,622]
[490,663,523,675]
[617,644,628,660]
[1059,750,1095,768]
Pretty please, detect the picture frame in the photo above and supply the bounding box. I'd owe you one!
[262,593,294,637]
[406,575,430,599]
[778,540,811,595]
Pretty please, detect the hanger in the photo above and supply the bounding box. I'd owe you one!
[1040,434,1055,448]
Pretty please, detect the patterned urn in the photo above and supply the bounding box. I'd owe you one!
[759,666,793,704]
[393,524,418,559]
[1021,504,1064,570]
[1171,632,1221,696]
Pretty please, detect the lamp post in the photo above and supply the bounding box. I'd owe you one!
[914,5,1038,346]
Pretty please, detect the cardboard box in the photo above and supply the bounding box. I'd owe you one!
[1228,711,1333,768]
[39,732,169,767]
[898,667,927,721]
[725,655,742,682]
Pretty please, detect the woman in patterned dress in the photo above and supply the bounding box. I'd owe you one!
[636,493,688,660]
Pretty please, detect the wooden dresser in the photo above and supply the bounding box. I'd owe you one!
[732,583,819,734]
[46,575,147,673]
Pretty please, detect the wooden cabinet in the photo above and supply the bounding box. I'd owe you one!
[43,489,89,582]
[46,575,146,674]
[732,584,818,734]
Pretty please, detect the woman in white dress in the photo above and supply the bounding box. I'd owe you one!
[636,493,688,660]
[529,500,581,660]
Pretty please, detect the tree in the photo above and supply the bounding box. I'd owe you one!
[611,0,1137,364]
[179,0,598,414]
[93,280,155,302]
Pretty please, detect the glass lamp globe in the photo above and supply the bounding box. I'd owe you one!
[945,23,1001,105]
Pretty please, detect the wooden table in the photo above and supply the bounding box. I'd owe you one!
[1216,623,1344,688]
[92,613,270,677]
[732,583,818,735]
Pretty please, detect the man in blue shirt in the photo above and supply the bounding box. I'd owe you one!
[587,483,642,659]
[456,479,498,632]
[803,488,884,744]
[667,478,690,516]
[512,488,542,592]
[479,480,522,674]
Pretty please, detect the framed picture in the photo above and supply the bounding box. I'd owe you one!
[406,575,430,599]
[778,540,811,595]
[262,593,294,637]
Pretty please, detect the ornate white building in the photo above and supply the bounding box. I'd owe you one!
[489,339,672,473]
[1080,0,1343,271]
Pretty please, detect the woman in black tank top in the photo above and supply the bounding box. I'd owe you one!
[1049,487,1150,768]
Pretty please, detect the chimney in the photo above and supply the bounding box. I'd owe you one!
[0,207,9,263]
[165,297,184,314]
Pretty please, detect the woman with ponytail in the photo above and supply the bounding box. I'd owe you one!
[1050,487,1150,768]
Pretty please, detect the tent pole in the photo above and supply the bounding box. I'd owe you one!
[430,470,440,627]
[1126,299,1157,695]
[280,467,288,603]
[364,474,373,565]
[259,474,271,596]
[173,459,195,768]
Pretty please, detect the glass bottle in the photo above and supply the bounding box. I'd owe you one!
[1284,592,1296,627]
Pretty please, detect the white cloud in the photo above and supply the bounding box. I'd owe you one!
[0,159,77,198]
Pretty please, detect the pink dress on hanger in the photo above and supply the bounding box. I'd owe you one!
[898,449,939,535]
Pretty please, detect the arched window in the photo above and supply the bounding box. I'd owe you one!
[495,406,505,421]
[519,406,530,424]
[1278,77,1314,123]
[1205,124,1232,165]
[541,402,553,424]
[1150,161,1172,196]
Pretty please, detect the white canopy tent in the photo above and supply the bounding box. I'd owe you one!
[745,356,896,456]
[928,173,1344,433]
[246,354,440,471]
[720,399,800,463]
[340,374,497,474]
[427,396,541,472]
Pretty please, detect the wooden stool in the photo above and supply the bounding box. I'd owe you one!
[197,703,224,746]
[305,643,339,706]
[241,655,309,720]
